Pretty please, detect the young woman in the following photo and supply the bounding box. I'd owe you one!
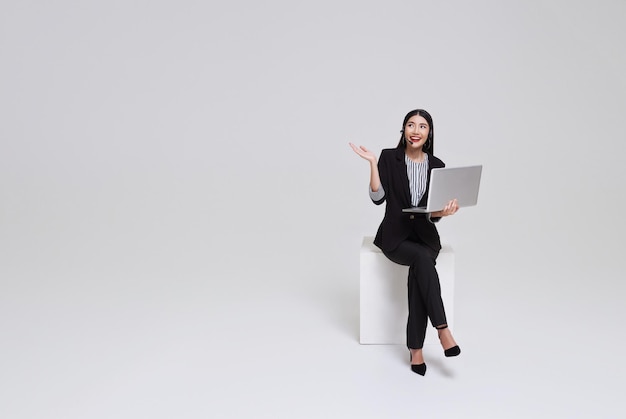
[349,109,460,376]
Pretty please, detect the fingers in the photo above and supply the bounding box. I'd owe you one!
[445,199,459,215]
[349,143,375,161]
[349,142,363,154]
[440,199,459,216]
[349,142,364,157]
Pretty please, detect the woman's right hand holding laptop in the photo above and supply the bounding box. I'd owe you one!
[431,199,459,218]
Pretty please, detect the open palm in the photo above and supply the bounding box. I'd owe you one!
[349,143,376,163]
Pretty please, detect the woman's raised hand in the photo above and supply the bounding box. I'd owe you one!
[349,143,377,164]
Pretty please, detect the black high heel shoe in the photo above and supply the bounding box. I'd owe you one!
[409,350,427,376]
[436,325,461,357]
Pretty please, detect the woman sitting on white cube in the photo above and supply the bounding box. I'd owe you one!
[349,108,461,377]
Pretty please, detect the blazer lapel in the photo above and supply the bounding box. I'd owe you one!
[393,148,412,206]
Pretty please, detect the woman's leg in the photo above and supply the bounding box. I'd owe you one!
[406,263,429,351]
[383,240,445,350]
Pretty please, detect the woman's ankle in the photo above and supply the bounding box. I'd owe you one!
[437,327,457,349]
[409,348,424,365]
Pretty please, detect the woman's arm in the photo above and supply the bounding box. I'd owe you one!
[349,143,382,192]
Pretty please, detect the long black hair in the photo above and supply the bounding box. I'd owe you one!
[396,109,434,154]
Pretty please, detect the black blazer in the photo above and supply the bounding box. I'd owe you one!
[372,147,445,253]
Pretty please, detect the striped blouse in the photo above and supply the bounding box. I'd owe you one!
[405,154,429,206]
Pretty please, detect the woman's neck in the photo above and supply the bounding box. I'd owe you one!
[405,147,426,163]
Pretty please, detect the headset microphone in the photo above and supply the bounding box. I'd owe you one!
[401,128,414,144]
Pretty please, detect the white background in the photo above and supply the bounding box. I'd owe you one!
[1,1,625,418]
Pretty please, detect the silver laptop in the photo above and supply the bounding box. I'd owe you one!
[402,165,482,213]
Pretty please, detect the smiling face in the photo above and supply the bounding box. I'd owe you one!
[404,115,430,150]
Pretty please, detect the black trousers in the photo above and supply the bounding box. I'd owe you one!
[382,237,447,349]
